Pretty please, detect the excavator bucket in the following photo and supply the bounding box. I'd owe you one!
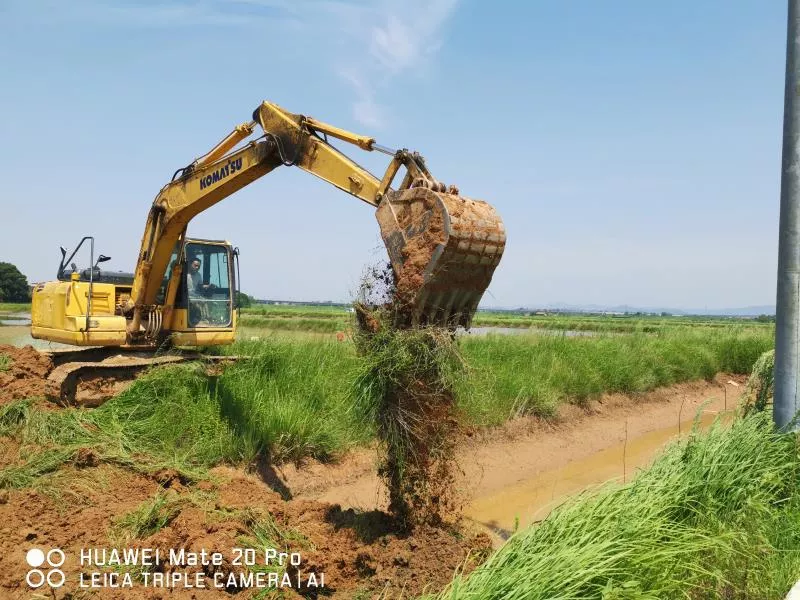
[376,187,506,329]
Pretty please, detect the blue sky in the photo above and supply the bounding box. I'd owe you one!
[0,0,787,309]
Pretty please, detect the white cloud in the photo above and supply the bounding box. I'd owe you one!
[8,0,459,127]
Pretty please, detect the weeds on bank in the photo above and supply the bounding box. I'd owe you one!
[0,328,773,491]
[457,327,772,423]
[431,412,800,599]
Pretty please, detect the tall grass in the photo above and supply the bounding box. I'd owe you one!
[239,316,346,333]
[0,337,364,487]
[432,412,800,599]
[0,328,773,486]
[0,302,30,313]
[458,328,773,423]
[214,338,364,462]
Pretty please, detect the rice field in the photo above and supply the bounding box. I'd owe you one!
[238,303,774,336]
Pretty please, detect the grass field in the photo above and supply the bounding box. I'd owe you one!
[0,327,773,487]
[239,303,773,336]
[0,302,30,313]
[430,411,800,599]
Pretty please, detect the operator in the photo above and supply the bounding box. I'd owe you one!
[186,257,215,296]
[186,257,216,326]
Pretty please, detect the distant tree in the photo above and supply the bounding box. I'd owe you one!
[755,314,775,323]
[236,291,253,309]
[0,262,30,303]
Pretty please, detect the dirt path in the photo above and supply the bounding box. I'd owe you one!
[275,374,745,543]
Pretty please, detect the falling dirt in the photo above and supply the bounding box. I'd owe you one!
[353,285,462,529]
[378,378,461,528]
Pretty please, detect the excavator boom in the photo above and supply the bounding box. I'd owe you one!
[32,100,505,401]
[127,101,505,335]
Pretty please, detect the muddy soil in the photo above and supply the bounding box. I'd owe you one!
[275,375,745,541]
[0,464,490,599]
[0,345,130,406]
[0,344,53,402]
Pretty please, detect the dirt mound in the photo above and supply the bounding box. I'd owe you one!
[0,465,490,599]
[0,344,53,403]
[216,469,491,597]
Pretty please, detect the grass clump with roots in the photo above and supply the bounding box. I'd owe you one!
[351,305,464,528]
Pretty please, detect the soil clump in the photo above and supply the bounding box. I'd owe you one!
[0,465,491,599]
[0,344,53,403]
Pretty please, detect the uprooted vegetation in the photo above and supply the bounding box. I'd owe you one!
[351,314,463,528]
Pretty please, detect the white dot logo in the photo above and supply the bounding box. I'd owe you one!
[25,548,65,589]
[26,548,45,568]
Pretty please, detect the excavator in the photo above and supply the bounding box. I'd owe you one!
[30,100,506,403]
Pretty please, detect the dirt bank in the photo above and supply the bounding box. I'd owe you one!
[0,463,490,599]
[0,344,53,402]
[275,374,745,540]
[0,374,745,597]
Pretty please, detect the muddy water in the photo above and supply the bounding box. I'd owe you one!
[0,324,73,349]
[285,377,743,548]
[466,408,731,540]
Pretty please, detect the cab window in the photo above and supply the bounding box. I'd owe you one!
[183,243,232,328]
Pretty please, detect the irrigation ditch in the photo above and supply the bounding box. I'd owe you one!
[0,314,794,598]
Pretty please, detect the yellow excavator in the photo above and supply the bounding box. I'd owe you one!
[31,100,505,402]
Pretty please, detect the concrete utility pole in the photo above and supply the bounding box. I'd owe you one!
[775,0,800,431]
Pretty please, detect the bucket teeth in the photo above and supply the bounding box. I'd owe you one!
[376,187,505,329]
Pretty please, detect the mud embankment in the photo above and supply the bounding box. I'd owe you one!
[276,375,745,543]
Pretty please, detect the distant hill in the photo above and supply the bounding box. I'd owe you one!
[252,298,776,318]
[481,303,776,317]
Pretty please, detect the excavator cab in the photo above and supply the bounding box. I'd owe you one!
[161,239,238,346]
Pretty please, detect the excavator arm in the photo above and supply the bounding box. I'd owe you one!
[125,101,505,339]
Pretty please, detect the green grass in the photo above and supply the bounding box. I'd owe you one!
[471,312,774,334]
[111,491,185,541]
[239,316,347,333]
[429,412,800,599]
[0,353,9,372]
[0,328,773,486]
[0,337,364,486]
[240,304,774,336]
[0,302,30,313]
[457,327,773,423]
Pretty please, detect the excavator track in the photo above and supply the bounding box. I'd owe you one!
[41,348,239,406]
[377,187,506,328]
